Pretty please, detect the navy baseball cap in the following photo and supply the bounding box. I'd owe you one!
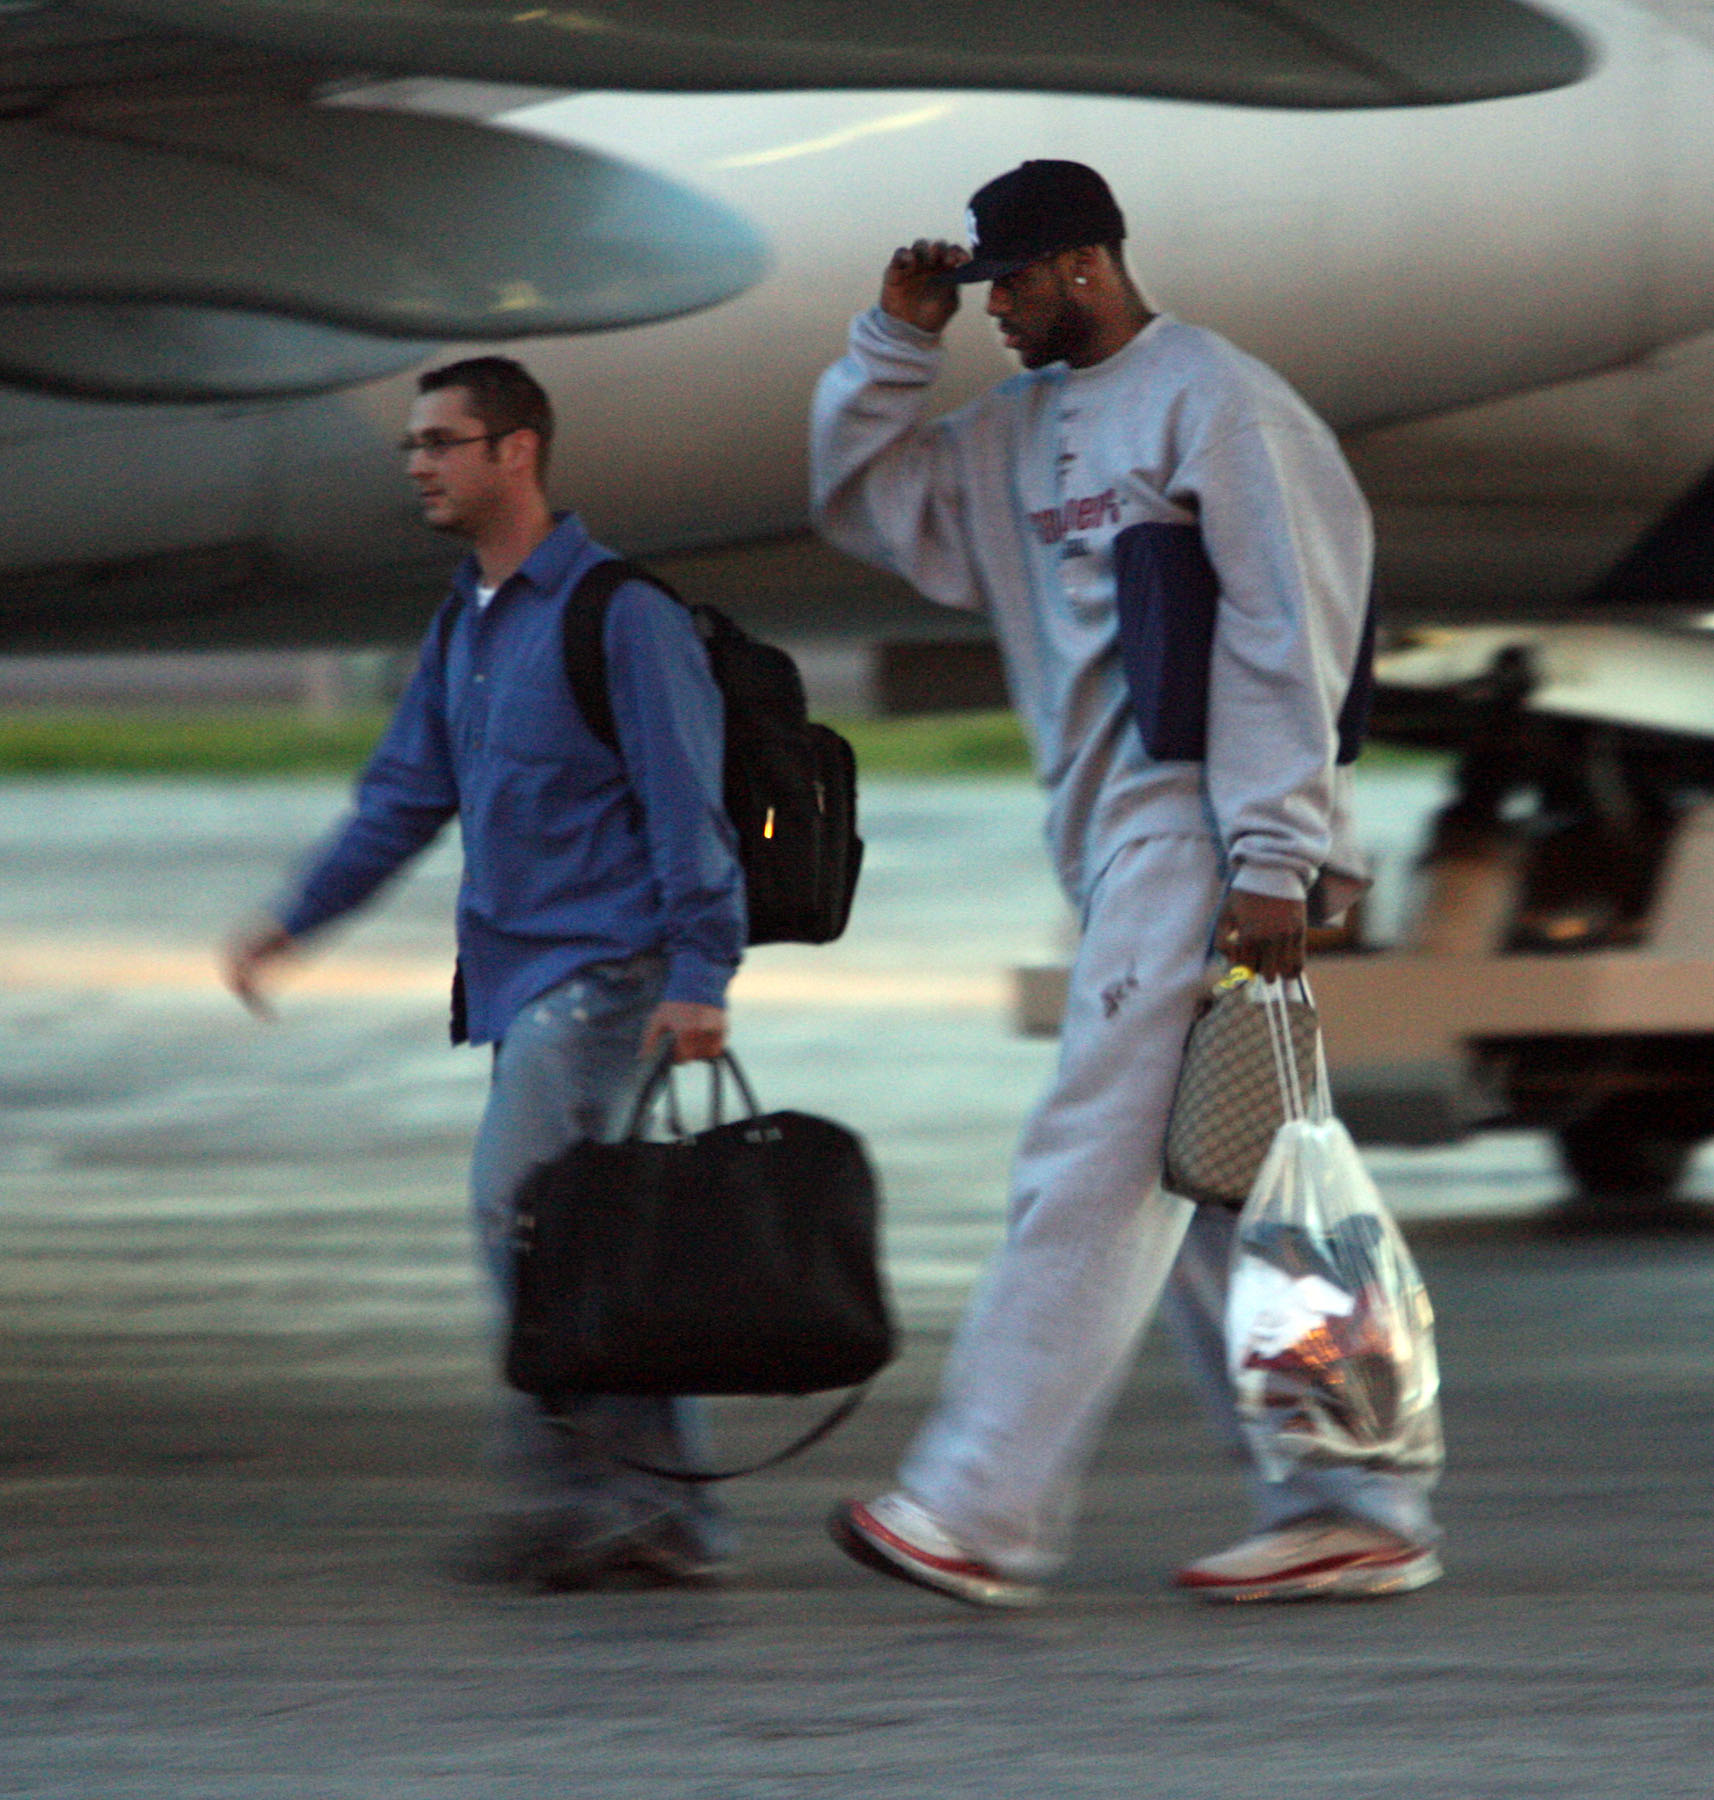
[952,160,1127,284]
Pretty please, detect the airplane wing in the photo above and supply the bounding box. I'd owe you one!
[105,0,1592,110]
[0,0,1590,402]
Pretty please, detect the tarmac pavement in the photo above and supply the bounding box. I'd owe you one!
[2,773,1712,1799]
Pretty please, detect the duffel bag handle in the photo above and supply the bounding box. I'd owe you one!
[622,1043,763,1142]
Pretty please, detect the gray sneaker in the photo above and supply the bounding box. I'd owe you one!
[617,1514,737,1586]
[445,1498,670,1592]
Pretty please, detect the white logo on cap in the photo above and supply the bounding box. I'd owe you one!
[965,207,980,248]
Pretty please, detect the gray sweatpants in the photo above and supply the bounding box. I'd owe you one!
[899,832,1439,1579]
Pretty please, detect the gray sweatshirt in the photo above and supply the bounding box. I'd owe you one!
[811,307,1373,911]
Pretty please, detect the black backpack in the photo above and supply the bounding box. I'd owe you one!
[563,559,863,947]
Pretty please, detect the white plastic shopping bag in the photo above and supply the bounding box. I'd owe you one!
[1225,980,1445,1485]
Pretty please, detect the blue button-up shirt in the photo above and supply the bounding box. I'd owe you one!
[278,513,744,1045]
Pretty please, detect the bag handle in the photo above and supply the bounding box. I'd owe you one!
[621,1044,762,1141]
[1258,973,1329,1124]
[1307,982,1333,1124]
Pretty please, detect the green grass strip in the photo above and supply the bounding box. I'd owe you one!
[0,705,1038,779]
[832,710,1034,776]
[0,708,397,776]
[0,705,1436,781]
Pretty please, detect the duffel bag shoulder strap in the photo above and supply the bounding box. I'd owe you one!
[613,1383,876,1484]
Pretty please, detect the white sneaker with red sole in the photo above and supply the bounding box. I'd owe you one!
[1175,1521,1443,1603]
[829,1494,1042,1608]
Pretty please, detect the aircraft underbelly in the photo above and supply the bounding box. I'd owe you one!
[1350,327,1714,620]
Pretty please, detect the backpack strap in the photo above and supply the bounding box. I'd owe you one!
[561,557,684,753]
[429,585,472,1046]
[1336,595,1379,766]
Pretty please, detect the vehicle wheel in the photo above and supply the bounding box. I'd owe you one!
[1555,1102,1699,1224]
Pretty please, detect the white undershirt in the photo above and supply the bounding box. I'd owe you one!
[474,583,497,610]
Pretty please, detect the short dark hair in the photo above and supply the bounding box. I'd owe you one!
[417,356,553,479]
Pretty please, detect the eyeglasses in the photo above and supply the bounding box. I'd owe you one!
[396,429,516,461]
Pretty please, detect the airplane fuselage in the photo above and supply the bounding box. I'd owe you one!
[5,0,1714,648]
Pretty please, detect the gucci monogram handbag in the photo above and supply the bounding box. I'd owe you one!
[1163,973,1321,1207]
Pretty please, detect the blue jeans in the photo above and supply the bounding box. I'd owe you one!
[468,957,731,1552]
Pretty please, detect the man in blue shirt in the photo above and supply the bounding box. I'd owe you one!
[224,356,746,1588]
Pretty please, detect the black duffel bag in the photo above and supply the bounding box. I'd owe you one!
[505,1051,894,1407]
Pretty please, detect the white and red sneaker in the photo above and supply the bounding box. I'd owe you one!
[1175,1521,1443,1603]
[830,1494,1042,1608]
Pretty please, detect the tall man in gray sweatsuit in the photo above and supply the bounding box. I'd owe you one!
[812,160,1441,1606]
